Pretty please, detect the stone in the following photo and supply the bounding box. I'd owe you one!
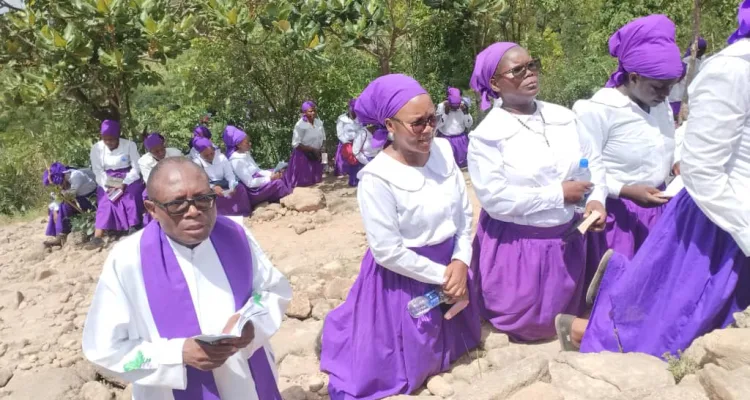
[80,381,113,400]
[733,307,750,328]
[278,354,320,378]
[35,269,55,281]
[323,277,353,300]
[486,346,527,369]
[312,210,333,224]
[252,209,276,222]
[507,382,564,400]
[281,188,326,212]
[293,225,308,235]
[480,324,510,350]
[4,366,84,399]
[0,291,23,310]
[643,375,708,400]
[74,361,100,382]
[286,294,312,320]
[311,301,333,321]
[458,353,550,400]
[452,358,491,383]
[698,364,750,400]
[308,375,325,392]
[701,328,750,370]
[426,375,454,398]
[269,319,323,365]
[119,385,133,400]
[16,363,31,371]
[0,368,11,388]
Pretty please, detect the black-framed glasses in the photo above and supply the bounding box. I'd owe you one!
[499,59,542,78]
[154,193,217,215]
[390,114,437,135]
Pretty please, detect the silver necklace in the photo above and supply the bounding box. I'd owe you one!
[510,111,549,147]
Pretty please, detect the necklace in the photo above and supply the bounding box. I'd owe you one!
[509,111,549,146]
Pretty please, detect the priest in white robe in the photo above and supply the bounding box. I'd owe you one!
[82,157,291,400]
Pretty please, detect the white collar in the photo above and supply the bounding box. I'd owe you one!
[358,138,455,191]
[472,100,575,141]
[589,88,631,108]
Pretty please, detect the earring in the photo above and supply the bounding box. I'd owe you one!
[387,131,395,141]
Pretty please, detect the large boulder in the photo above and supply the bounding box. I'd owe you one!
[4,367,84,400]
[697,364,750,400]
[281,188,326,212]
[700,328,750,370]
[457,353,551,399]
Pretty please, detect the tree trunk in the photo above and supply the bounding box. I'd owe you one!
[678,0,701,125]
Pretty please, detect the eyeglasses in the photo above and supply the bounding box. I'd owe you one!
[498,59,542,78]
[153,193,217,215]
[390,114,437,135]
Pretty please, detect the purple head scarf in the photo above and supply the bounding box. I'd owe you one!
[605,15,683,88]
[683,37,708,57]
[353,74,428,148]
[223,126,247,158]
[100,120,121,137]
[301,101,316,123]
[193,137,213,153]
[42,162,68,186]
[193,126,212,139]
[470,42,520,111]
[447,87,462,107]
[144,133,165,151]
[728,0,750,44]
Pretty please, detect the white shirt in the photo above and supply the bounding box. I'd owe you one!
[82,222,292,400]
[436,102,473,136]
[193,153,238,189]
[90,138,142,188]
[356,138,473,285]
[138,148,184,184]
[468,101,607,227]
[681,39,750,256]
[669,56,704,103]
[229,152,272,189]
[292,118,325,149]
[352,128,382,165]
[48,169,97,211]
[188,146,222,162]
[573,88,676,198]
[335,114,360,143]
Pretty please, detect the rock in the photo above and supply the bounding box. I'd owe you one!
[280,385,307,400]
[286,294,312,320]
[5,366,84,399]
[281,188,326,212]
[278,354,320,378]
[426,375,454,398]
[323,277,353,300]
[270,319,323,365]
[452,357,491,383]
[321,260,346,276]
[459,353,550,399]
[293,225,308,235]
[16,363,32,371]
[0,368,11,388]
[119,385,133,400]
[701,328,750,370]
[0,343,6,357]
[311,301,333,321]
[252,209,277,222]
[733,307,750,328]
[644,375,708,400]
[74,361,100,382]
[80,381,113,400]
[0,291,23,310]
[35,269,55,281]
[308,375,325,392]
[507,382,564,400]
[697,364,750,400]
[312,210,333,224]
[486,346,527,369]
[481,327,510,350]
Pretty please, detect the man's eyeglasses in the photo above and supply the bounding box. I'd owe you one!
[498,59,542,78]
[153,193,217,215]
[390,114,437,135]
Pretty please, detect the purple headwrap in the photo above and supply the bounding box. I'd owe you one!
[470,42,520,111]
[223,126,247,158]
[144,133,165,151]
[42,162,68,186]
[605,15,683,88]
[353,74,428,148]
[447,87,462,107]
[683,37,708,57]
[193,126,212,139]
[100,120,121,137]
[728,0,750,44]
[193,137,213,153]
[348,98,357,115]
[301,101,316,123]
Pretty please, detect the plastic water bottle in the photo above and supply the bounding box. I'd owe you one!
[407,289,448,318]
[571,158,591,213]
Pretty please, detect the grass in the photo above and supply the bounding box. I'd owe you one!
[0,207,47,226]
[663,350,699,383]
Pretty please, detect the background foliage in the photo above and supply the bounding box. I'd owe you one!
[0,0,742,214]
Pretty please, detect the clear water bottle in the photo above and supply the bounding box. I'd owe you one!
[407,289,448,318]
[571,158,591,213]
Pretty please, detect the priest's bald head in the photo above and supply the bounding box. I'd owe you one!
[144,157,217,246]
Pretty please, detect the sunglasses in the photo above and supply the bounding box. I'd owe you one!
[498,59,542,79]
[390,114,437,135]
[153,193,217,215]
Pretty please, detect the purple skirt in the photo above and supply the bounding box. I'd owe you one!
[321,239,481,400]
[46,194,95,236]
[581,189,750,357]
[345,162,364,187]
[142,188,153,226]
[284,148,324,189]
[472,211,585,342]
[95,168,145,231]
[334,142,346,177]
[436,132,469,168]
[247,178,291,207]
[215,184,251,217]
[670,101,681,120]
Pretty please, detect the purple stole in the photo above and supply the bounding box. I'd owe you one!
[139,215,282,399]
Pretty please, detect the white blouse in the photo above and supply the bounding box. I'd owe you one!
[352,128,382,165]
[356,138,473,285]
[468,101,607,227]
[681,39,750,256]
[188,145,222,162]
[229,152,272,189]
[436,102,473,136]
[292,118,326,149]
[48,169,97,211]
[90,138,142,188]
[335,114,360,143]
[573,88,676,197]
[668,56,705,103]
[138,148,184,184]
[193,153,238,189]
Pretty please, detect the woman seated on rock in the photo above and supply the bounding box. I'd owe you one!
[88,120,145,249]
[285,101,326,188]
[138,132,183,225]
[192,137,251,216]
[42,162,97,247]
[467,42,607,342]
[320,74,480,399]
[223,125,291,208]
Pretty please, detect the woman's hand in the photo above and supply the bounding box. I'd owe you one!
[443,260,468,300]
[584,200,607,232]
[562,181,592,204]
[213,186,224,197]
[620,185,668,208]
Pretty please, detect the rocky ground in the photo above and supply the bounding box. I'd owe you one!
[0,173,749,400]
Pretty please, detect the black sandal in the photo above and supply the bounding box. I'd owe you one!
[555,314,578,352]
[586,249,613,306]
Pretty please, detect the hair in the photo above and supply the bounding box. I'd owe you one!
[147,157,209,201]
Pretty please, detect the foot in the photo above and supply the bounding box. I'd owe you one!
[43,235,63,248]
[555,314,578,352]
[85,237,105,250]
[586,249,614,306]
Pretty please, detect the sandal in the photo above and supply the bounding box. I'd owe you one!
[555,314,578,352]
[85,237,105,250]
[586,249,613,306]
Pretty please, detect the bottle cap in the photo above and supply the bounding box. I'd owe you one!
[579,158,589,168]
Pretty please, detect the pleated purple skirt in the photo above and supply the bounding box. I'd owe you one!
[46,194,95,236]
[247,179,291,207]
[436,132,469,168]
[345,163,364,187]
[95,168,145,231]
[142,188,153,226]
[215,184,251,217]
[334,142,346,177]
[472,211,585,342]
[284,148,324,188]
[321,239,481,400]
[581,189,750,357]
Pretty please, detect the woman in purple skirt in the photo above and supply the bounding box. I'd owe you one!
[87,120,145,249]
[467,42,608,342]
[138,133,183,225]
[224,125,291,209]
[557,3,750,357]
[42,162,97,247]
[573,15,684,293]
[347,122,385,187]
[320,74,480,399]
[334,98,359,179]
[436,87,473,168]
[192,137,251,216]
[285,101,326,188]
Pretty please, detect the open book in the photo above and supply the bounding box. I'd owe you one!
[193,304,268,345]
[107,188,124,202]
[563,210,602,242]
[657,175,684,198]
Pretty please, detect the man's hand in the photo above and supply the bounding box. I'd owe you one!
[220,313,256,349]
[182,339,238,371]
[584,200,607,232]
[443,260,468,300]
